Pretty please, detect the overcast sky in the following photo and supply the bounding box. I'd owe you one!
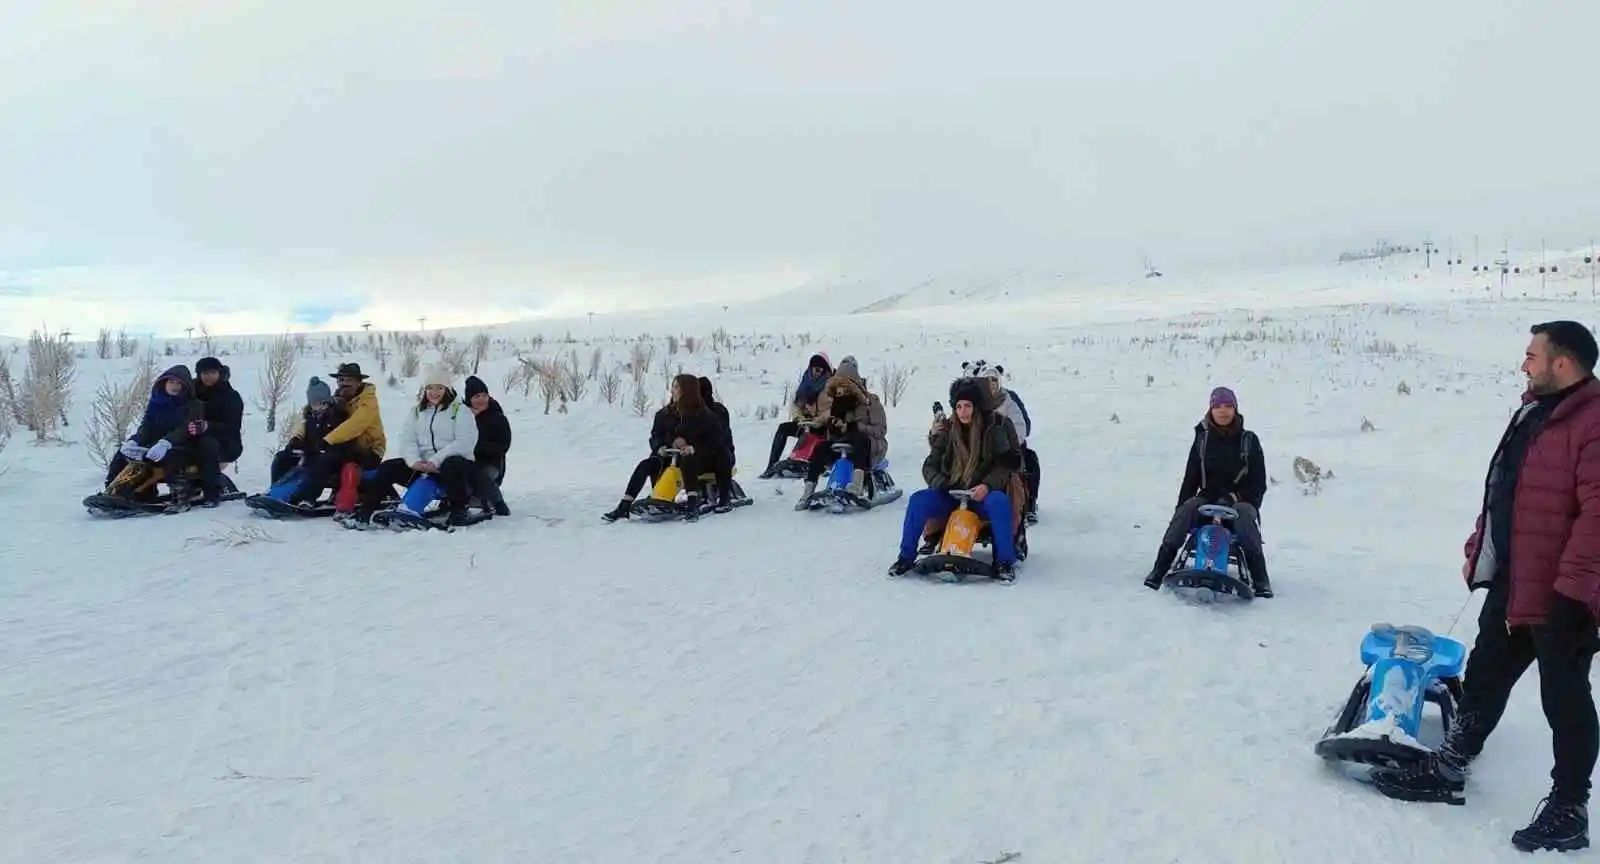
[2,0,1596,335]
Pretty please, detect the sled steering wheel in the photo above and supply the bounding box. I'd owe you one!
[831,443,854,454]
[1197,503,1238,521]
[947,488,976,502]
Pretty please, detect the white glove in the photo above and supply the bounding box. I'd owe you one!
[146,439,172,462]
[119,439,147,460]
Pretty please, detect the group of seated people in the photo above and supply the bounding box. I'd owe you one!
[105,360,514,527]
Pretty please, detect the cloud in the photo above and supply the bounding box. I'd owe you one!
[2,0,1597,335]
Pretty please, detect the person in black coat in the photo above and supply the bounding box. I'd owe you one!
[698,376,735,467]
[602,377,688,522]
[270,377,348,483]
[1142,386,1272,597]
[669,373,735,516]
[192,356,245,464]
[464,375,512,516]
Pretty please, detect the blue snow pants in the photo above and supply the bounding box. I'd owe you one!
[899,487,1016,564]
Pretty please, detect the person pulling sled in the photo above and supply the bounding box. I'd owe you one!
[1141,386,1272,597]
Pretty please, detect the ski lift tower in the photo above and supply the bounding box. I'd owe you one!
[1422,239,1436,269]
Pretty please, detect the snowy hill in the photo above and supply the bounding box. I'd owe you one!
[2,266,1592,861]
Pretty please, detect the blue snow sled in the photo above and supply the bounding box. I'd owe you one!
[1161,503,1256,600]
[802,442,904,512]
[1315,623,1466,771]
[247,464,382,519]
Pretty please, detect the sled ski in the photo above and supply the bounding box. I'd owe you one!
[246,494,336,519]
[1160,503,1255,602]
[802,443,904,513]
[1315,623,1466,777]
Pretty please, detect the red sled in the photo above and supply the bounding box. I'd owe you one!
[768,431,822,479]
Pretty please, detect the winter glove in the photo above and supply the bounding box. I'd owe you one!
[1547,593,1600,657]
[187,419,209,436]
[119,438,147,460]
[146,439,172,462]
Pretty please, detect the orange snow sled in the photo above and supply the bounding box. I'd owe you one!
[913,475,1030,581]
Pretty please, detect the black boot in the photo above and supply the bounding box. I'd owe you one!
[682,493,702,521]
[601,497,632,523]
[1244,550,1273,598]
[1143,541,1181,590]
[1512,796,1590,852]
[1370,720,1475,805]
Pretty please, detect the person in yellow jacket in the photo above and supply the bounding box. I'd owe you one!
[285,362,388,507]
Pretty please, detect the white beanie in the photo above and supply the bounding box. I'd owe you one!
[421,366,452,389]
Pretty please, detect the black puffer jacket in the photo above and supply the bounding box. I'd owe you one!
[473,397,512,477]
[195,365,245,459]
[1176,416,1267,507]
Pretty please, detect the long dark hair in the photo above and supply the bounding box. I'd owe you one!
[673,373,704,415]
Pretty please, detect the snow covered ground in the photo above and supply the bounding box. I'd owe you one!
[4,260,1598,862]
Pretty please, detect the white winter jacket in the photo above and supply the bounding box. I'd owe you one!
[994,390,1030,446]
[399,393,478,465]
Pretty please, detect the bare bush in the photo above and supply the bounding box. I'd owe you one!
[256,334,298,433]
[440,340,472,376]
[470,331,492,374]
[0,352,20,429]
[877,362,915,407]
[666,334,680,355]
[85,365,155,468]
[96,328,112,359]
[1292,456,1334,495]
[628,339,656,383]
[657,350,672,384]
[116,329,136,358]
[683,335,698,354]
[399,338,421,378]
[197,323,215,356]
[518,357,563,413]
[562,350,589,402]
[21,328,77,440]
[631,380,651,417]
[598,365,623,404]
[588,347,603,380]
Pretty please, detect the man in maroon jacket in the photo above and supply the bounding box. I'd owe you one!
[1370,320,1600,853]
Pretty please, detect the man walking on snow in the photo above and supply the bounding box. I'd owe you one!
[1370,320,1600,854]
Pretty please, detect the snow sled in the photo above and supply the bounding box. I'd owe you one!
[908,489,1029,582]
[245,464,364,519]
[628,449,752,522]
[1160,503,1256,602]
[360,474,494,532]
[1315,623,1465,775]
[801,442,904,512]
[765,425,823,479]
[84,461,245,518]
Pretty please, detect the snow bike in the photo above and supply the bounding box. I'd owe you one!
[1160,503,1256,601]
[908,488,1028,582]
[84,460,245,518]
[245,463,364,519]
[628,448,752,523]
[765,422,824,479]
[1315,622,1465,777]
[800,441,904,513]
[359,473,495,532]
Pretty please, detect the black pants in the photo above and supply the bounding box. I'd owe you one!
[1451,587,1599,802]
[289,443,382,504]
[106,438,225,500]
[473,463,506,507]
[624,455,667,499]
[361,455,474,515]
[681,448,733,500]
[805,430,873,484]
[767,421,805,467]
[1021,447,1040,514]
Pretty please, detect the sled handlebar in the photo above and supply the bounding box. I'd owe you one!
[1197,503,1238,521]
[830,443,854,454]
[947,488,976,502]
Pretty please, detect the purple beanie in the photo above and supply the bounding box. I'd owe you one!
[1209,386,1237,409]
